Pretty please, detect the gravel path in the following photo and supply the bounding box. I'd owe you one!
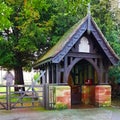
[0,107,120,120]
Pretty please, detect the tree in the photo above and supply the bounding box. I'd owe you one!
[108,0,120,84]
[47,0,90,45]
[0,0,90,88]
[0,0,52,89]
[0,1,12,31]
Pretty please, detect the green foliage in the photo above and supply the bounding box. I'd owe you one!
[48,0,90,45]
[109,62,120,83]
[0,1,12,30]
[0,0,52,70]
[0,38,15,68]
[0,0,54,84]
[55,102,67,110]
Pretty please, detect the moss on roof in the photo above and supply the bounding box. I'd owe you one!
[34,15,119,67]
[36,16,88,64]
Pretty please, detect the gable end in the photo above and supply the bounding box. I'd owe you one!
[52,20,88,63]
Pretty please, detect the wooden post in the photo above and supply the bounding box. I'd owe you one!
[52,64,54,83]
[43,84,46,109]
[99,58,104,84]
[46,65,49,84]
[44,84,49,109]
[6,85,11,110]
[104,66,109,84]
[56,64,58,83]
[64,56,68,83]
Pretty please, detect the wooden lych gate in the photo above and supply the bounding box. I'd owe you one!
[34,14,119,108]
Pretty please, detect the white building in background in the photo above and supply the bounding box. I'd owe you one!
[0,69,32,85]
[110,0,120,27]
[110,0,120,9]
[118,0,120,8]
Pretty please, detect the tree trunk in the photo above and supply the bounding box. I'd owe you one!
[14,66,25,91]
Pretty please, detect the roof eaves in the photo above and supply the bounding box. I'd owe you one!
[33,58,52,68]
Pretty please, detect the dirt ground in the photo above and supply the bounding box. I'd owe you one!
[0,107,120,120]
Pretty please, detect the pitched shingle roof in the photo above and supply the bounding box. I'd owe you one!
[34,15,119,68]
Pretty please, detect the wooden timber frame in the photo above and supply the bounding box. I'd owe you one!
[34,15,119,106]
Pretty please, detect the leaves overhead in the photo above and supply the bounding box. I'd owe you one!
[0,1,12,30]
[0,0,52,69]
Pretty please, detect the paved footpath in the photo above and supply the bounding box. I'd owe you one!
[0,107,120,120]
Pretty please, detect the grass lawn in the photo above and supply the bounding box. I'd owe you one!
[0,87,7,92]
[0,86,42,104]
[0,86,14,92]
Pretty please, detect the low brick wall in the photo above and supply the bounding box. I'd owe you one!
[95,85,111,107]
[52,86,71,109]
[49,85,71,109]
[48,85,111,109]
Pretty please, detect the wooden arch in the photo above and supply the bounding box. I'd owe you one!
[66,58,100,83]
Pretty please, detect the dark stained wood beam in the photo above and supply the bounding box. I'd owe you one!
[67,52,101,59]
[63,56,68,83]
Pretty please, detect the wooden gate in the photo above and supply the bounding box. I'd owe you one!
[44,84,55,110]
[0,84,45,110]
[0,85,8,110]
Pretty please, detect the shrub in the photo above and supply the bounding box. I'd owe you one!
[55,103,67,110]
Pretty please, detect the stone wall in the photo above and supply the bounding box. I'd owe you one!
[48,85,111,109]
[81,85,111,107]
[55,86,71,109]
[48,85,71,109]
[95,85,111,107]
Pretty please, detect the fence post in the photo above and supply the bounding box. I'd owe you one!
[49,85,55,109]
[43,84,46,108]
[44,84,49,109]
[6,85,11,110]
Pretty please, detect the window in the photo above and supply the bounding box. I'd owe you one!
[79,37,90,53]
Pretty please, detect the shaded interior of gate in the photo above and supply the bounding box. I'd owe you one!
[68,59,97,105]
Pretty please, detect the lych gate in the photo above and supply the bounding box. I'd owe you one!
[34,15,119,108]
